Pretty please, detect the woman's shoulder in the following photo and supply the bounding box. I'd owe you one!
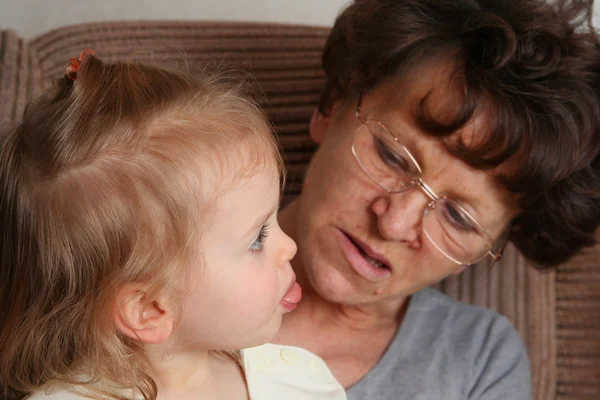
[408,287,527,361]
[412,287,514,328]
[409,287,528,364]
[392,288,531,397]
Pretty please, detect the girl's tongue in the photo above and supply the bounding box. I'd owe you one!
[281,282,302,312]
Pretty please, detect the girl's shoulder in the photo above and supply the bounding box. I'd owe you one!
[241,343,347,400]
[27,387,90,400]
[26,385,125,400]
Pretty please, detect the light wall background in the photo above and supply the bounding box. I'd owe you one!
[0,0,598,39]
[0,0,350,38]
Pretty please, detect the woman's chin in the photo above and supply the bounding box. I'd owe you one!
[307,265,370,304]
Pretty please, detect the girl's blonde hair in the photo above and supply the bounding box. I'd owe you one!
[0,54,283,400]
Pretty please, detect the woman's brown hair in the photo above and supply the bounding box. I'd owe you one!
[321,0,600,268]
[0,55,282,399]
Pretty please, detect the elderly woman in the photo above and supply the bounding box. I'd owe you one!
[274,0,600,399]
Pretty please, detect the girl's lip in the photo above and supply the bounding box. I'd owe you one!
[338,229,392,282]
[280,275,302,312]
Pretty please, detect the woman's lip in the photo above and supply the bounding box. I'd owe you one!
[344,231,392,270]
[337,229,392,282]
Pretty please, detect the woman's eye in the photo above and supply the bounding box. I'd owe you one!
[443,203,475,232]
[250,224,270,253]
[375,138,409,173]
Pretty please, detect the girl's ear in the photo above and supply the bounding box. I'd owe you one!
[113,284,174,344]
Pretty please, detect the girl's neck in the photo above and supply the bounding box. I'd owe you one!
[144,347,247,399]
[146,347,213,391]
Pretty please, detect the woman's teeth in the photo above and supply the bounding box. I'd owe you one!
[357,246,387,269]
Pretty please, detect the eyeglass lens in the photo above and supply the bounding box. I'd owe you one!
[352,121,492,265]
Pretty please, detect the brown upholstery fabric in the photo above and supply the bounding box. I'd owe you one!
[1,21,599,400]
[555,233,600,400]
[0,30,38,127]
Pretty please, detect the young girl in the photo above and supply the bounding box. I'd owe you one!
[0,50,346,400]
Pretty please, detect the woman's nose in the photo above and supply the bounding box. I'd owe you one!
[370,189,428,245]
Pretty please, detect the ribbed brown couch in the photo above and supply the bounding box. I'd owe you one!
[1,21,598,400]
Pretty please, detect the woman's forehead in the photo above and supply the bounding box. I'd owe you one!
[370,61,466,116]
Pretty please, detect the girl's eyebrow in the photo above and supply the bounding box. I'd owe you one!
[244,203,278,238]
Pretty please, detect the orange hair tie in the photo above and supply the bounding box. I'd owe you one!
[65,49,95,81]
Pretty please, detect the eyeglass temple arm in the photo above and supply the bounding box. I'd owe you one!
[488,224,513,261]
[355,90,366,122]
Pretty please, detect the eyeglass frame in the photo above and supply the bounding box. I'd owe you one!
[351,97,510,266]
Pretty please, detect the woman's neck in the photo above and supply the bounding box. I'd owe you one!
[287,277,407,331]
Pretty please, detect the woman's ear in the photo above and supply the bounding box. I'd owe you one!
[309,103,340,144]
[113,284,174,344]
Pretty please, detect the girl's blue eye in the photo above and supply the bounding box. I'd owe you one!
[250,224,270,252]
